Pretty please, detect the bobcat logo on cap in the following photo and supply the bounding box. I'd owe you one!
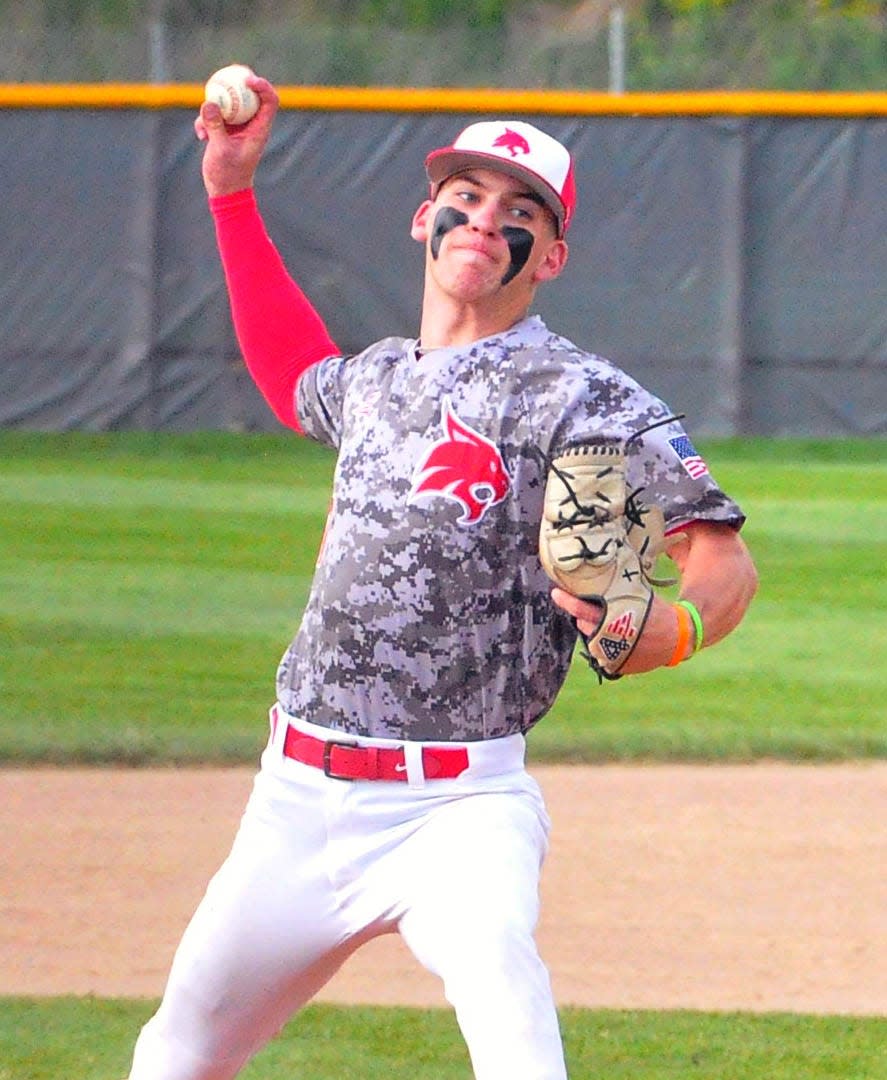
[409,398,512,525]
[493,127,532,158]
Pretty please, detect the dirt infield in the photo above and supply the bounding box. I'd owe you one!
[2,764,885,1016]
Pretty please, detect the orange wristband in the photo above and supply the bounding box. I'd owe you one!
[667,602,693,667]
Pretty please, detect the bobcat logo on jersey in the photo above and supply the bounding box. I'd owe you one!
[409,397,512,525]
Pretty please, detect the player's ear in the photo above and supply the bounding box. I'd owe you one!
[532,239,569,283]
[410,200,434,244]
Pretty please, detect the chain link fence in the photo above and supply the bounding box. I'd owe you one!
[1,1,884,89]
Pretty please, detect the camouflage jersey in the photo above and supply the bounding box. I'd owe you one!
[278,315,744,743]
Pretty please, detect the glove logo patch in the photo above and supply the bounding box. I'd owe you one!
[605,611,637,641]
[409,397,511,525]
[600,636,632,661]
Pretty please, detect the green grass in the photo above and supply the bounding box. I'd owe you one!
[1,431,885,763]
[0,432,333,763]
[0,998,884,1080]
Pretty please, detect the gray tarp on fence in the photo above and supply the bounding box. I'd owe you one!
[1,109,884,435]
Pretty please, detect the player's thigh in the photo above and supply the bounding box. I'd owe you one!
[148,773,351,1047]
[399,781,550,966]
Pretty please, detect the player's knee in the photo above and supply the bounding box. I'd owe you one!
[129,997,253,1080]
[441,911,544,991]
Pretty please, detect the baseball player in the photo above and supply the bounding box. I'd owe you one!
[127,75,757,1080]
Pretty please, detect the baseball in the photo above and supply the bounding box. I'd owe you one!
[204,64,260,125]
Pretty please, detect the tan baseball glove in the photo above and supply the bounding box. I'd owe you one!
[539,439,673,681]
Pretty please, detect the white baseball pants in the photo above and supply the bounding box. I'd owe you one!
[128,708,567,1079]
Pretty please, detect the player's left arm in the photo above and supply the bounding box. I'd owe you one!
[551,520,758,674]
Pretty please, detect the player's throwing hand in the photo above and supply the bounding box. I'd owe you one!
[195,72,278,198]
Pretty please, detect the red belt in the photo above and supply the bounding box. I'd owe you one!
[283,725,470,782]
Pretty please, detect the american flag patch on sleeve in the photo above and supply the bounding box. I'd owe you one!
[668,435,710,479]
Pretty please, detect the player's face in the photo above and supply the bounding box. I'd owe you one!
[411,169,568,303]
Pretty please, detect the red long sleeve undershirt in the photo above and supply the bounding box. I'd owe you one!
[209,189,339,431]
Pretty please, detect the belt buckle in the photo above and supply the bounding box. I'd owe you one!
[322,738,360,781]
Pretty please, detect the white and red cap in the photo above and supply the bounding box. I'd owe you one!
[425,120,576,236]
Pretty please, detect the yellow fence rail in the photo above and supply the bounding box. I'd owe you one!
[1,84,886,116]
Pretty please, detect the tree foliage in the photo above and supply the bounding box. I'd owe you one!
[19,0,887,30]
[3,0,884,88]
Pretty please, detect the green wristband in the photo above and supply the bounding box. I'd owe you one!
[676,600,704,653]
